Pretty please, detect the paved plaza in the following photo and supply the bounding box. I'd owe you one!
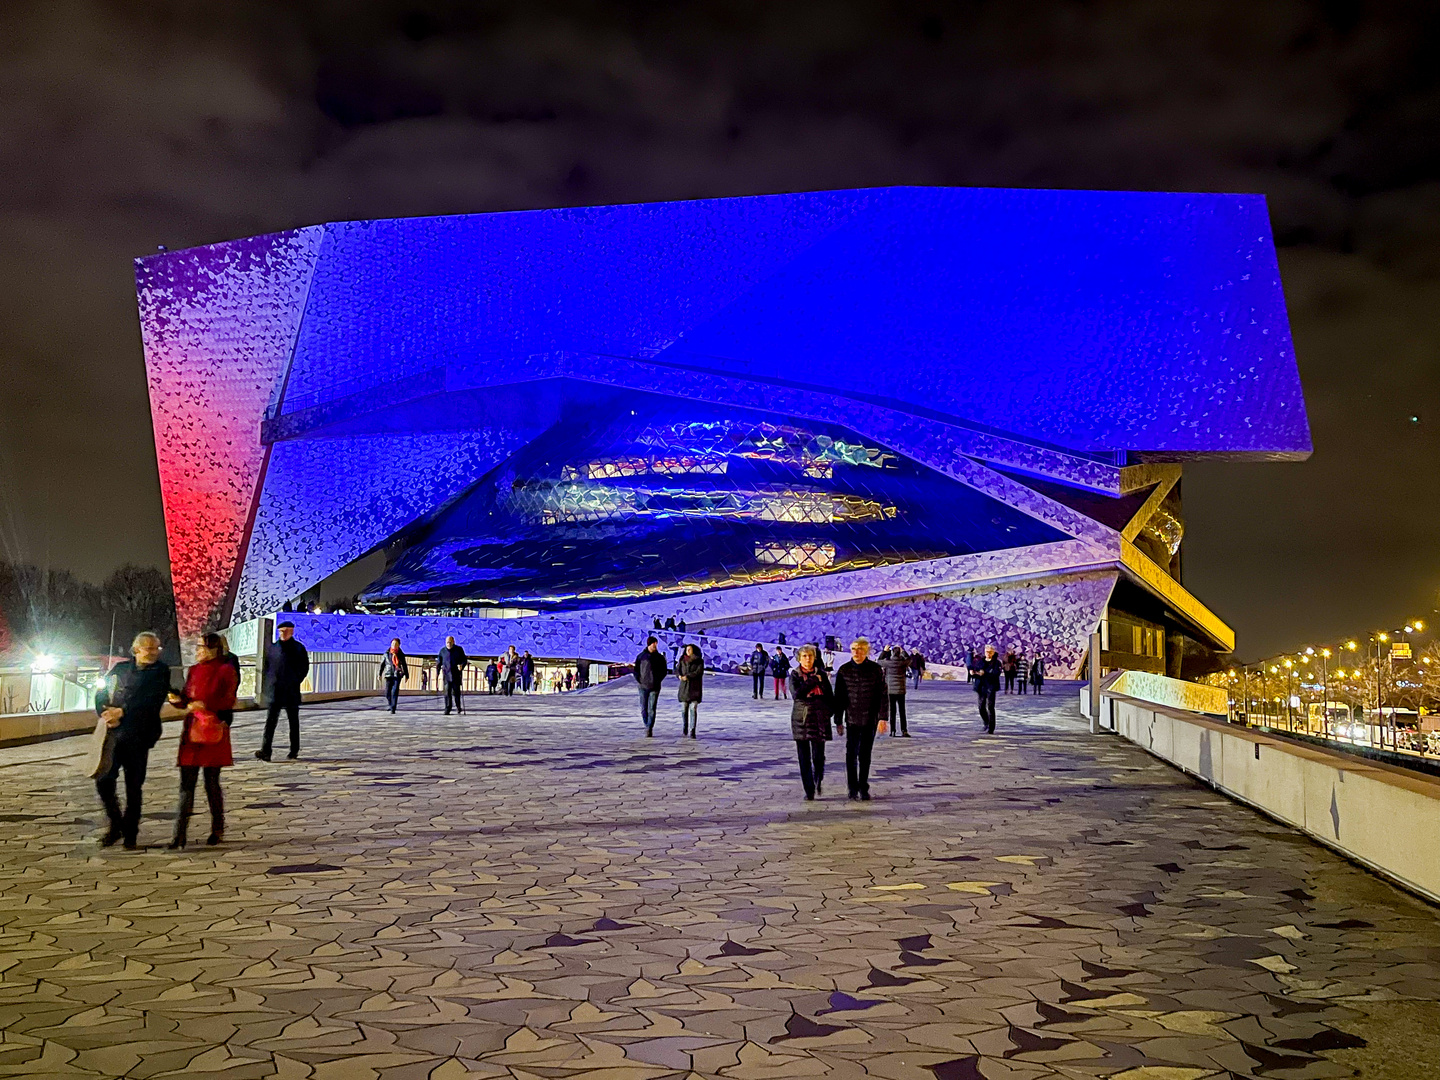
[0,675,1437,1079]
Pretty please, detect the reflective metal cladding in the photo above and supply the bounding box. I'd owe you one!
[135,186,1308,672]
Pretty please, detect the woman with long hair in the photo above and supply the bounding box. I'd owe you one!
[787,644,834,800]
[676,643,704,738]
[168,632,238,848]
[379,638,409,713]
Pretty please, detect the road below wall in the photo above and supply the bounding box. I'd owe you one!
[0,677,1434,1078]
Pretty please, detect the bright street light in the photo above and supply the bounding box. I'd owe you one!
[29,654,57,674]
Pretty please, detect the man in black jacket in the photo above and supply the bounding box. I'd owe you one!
[633,637,667,736]
[257,621,309,760]
[832,638,887,800]
[94,631,171,848]
[974,644,1002,732]
[748,644,769,699]
[438,636,468,714]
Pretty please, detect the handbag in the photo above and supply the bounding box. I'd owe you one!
[85,718,117,779]
[188,708,225,745]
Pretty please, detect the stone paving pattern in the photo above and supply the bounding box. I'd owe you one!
[0,676,1436,1078]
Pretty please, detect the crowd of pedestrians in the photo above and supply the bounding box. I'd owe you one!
[92,617,1049,849]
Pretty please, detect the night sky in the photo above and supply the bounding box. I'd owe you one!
[1,0,1437,659]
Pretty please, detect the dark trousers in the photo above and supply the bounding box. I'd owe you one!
[175,765,223,842]
[796,739,826,795]
[521,676,532,692]
[384,678,401,712]
[752,672,765,698]
[95,741,149,842]
[977,687,997,731]
[1004,671,1016,693]
[1017,673,1028,695]
[445,679,464,713]
[888,694,908,735]
[262,695,300,756]
[845,722,877,795]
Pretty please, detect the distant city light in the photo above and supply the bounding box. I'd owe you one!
[29,654,57,674]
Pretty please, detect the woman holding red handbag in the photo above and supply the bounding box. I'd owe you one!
[167,632,238,849]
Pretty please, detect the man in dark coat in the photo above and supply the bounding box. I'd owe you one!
[975,644,1002,732]
[879,646,911,737]
[94,631,171,848]
[438,636,468,714]
[633,637,668,735]
[832,638,887,800]
[258,621,309,761]
[748,644,769,700]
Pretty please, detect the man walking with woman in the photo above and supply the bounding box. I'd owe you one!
[633,637,668,736]
[94,631,171,848]
[832,638,887,800]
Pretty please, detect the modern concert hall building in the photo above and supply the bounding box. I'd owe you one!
[136,187,1309,676]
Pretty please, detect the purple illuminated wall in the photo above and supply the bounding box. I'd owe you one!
[136,187,1309,662]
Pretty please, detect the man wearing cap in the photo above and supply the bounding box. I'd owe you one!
[257,621,309,761]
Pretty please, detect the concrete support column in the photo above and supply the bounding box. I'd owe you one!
[254,617,273,705]
[1089,630,1103,734]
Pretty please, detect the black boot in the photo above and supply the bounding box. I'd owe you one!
[168,801,189,849]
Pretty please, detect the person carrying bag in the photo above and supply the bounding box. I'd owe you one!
[167,632,238,849]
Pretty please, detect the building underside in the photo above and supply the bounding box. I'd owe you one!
[135,186,1310,673]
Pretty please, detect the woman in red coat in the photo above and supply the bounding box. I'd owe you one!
[167,632,238,848]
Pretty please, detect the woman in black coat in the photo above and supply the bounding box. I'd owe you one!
[787,644,834,800]
[676,644,703,738]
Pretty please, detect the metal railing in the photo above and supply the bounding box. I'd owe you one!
[1230,704,1440,765]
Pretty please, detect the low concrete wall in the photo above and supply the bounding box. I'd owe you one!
[0,690,378,749]
[1105,691,1440,905]
[0,709,99,748]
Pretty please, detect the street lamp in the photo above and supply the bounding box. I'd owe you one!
[1319,648,1332,737]
[1283,659,1295,730]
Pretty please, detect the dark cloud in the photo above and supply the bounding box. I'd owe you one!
[2,0,1438,656]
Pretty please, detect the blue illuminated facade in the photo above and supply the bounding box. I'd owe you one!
[137,187,1309,674]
